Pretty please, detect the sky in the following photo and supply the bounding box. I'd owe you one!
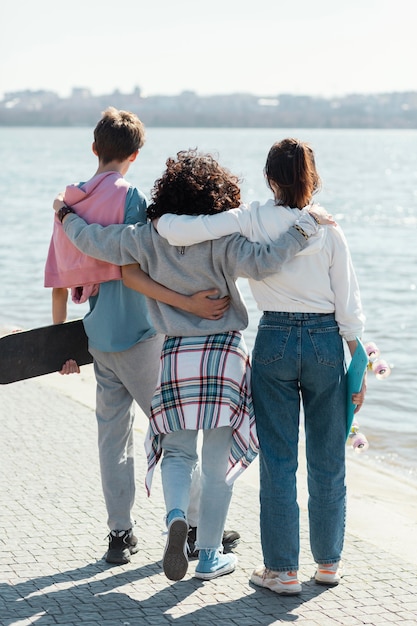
[1,0,417,100]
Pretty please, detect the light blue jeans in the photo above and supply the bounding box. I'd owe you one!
[251,312,346,571]
[160,426,233,550]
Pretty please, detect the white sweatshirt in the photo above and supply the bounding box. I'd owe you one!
[157,200,365,341]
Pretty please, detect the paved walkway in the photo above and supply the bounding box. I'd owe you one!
[1,378,416,626]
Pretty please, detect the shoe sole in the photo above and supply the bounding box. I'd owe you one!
[314,575,341,586]
[163,518,189,581]
[194,555,238,580]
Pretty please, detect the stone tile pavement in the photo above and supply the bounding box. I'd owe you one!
[1,379,416,626]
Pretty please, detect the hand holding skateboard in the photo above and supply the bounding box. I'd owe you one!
[0,320,92,384]
[59,359,81,375]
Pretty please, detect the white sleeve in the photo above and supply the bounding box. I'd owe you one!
[156,205,251,245]
[329,226,366,340]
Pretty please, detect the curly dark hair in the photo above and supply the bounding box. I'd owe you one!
[147,149,242,220]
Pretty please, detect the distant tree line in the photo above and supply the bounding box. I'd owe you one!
[1,88,417,128]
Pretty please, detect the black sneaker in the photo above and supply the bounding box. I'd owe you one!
[187,527,241,558]
[222,529,241,552]
[105,529,139,564]
[187,526,198,558]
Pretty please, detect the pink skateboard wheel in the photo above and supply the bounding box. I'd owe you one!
[371,358,391,379]
[365,342,380,361]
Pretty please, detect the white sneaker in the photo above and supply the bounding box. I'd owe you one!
[315,561,344,586]
[251,566,302,595]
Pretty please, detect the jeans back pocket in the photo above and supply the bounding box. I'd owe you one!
[252,324,291,365]
[308,326,343,368]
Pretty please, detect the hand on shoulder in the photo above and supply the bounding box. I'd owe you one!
[53,192,66,213]
[308,203,337,226]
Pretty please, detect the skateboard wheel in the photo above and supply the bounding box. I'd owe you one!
[365,342,380,361]
[351,432,369,453]
[371,358,391,379]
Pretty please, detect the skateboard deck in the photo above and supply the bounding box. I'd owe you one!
[346,338,368,438]
[0,319,93,384]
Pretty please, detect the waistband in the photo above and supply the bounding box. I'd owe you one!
[263,311,335,321]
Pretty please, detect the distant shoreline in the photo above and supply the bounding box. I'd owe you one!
[1,89,417,129]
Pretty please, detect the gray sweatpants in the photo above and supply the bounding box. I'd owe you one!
[90,334,164,531]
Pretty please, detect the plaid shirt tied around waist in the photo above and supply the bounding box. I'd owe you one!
[144,331,259,494]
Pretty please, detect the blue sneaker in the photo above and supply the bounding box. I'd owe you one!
[194,549,238,580]
[162,509,188,581]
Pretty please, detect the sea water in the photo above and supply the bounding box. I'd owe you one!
[0,126,416,481]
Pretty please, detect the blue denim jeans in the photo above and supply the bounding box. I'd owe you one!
[251,312,346,571]
[160,426,234,550]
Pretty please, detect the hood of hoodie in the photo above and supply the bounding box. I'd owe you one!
[64,171,128,226]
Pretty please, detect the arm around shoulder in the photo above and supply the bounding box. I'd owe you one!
[62,213,141,266]
[223,226,308,280]
[156,208,246,246]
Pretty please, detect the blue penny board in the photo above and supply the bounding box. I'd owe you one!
[346,339,368,439]
[0,319,92,384]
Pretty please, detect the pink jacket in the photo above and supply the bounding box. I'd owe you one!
[44,172,131,300]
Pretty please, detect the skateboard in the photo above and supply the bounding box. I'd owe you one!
[0,319,93,384]
[346,339,391,443]
[346,338,369,438]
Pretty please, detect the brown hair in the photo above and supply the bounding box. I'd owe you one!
[264,138,321,208]
[93,107,145,165]
[147,149,242,220]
